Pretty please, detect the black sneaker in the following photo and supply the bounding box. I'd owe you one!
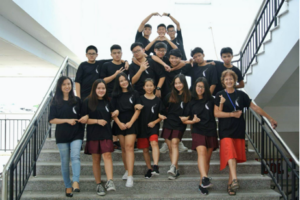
[151,165,159,176]
[145,169,152,179]
[201,177,213,188]
[199,185,209,195]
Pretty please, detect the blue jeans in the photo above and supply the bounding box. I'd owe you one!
[57,139,82,188]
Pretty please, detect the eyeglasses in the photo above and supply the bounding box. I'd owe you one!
[197,86,205,89]
[157,50,166,53]
[132,49,142,54]
[168,30,175,33]
[87,53,97,56]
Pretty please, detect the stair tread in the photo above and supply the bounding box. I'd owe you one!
[22,189,281,199]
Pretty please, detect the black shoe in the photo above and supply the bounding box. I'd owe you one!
[65,188,73,197]
[201,177,213,188]
[152,165,160,176]
[199,185,209,195]
[145,169,153,179]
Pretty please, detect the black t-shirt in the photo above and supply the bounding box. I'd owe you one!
[184,98,217,137]
[135,31,150,55]
[148,41,174,56]
[171,30,187,60]
[161,93,187,131]
[48,97,84,144]
[215,90,251,139]
[138,96,164,138]
[75,59,112,100]
[181,63,218,90]
[213,61,243,96]
[129,58,165,95]
[82,98,113,141]
[100,62,129,97]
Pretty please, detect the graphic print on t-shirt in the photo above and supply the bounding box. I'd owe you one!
[180,101,184,109]
[203,68,208,77]
[205,102,209,110]
[151,104,157,114]
[235,97,240,107]
[129,95,134,104]
[72,106,77,114]
[105,104,110,112]
[95,67,99,74]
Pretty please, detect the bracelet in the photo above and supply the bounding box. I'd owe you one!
[168,13,170,17]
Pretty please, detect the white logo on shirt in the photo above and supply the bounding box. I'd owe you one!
[203,69,208,77]
[128,74,130,80]
[129,95,134,104]
[176,42,180,45]
[151,104,156,114]
[235,97,240,107]
[205,102,209,110]
[145,69,149,74]
[95,68,99,73]
[180,101,184,109]
[105,104,109,112]
[72,106,77,114]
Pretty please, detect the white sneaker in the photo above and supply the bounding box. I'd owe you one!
[178,141,188,152]
[160,142,169,153]
[125,176,133,187]
[122,170,128,180]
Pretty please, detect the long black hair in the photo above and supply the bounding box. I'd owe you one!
[112,72,134,97]
[192,77,212,102]
[88,79,109,112]
[169,74,191,103]
[52,76,77,106]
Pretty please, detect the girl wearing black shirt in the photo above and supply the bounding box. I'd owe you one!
[111,72,141,187]
[214,70,277,195]
[137,78,164,178]
[82,79,116,195]
[159,74,191,180]
[181,77,218,195]
[49,76,87,197]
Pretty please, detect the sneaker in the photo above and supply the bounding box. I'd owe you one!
[178,141,188,152]
[201,177,213,188]
[167,165,176,176]
[199,185,209,195]
[105,180,116,191]
[125,176,133,187]
[145,169,152,179]
[122,170,128,180]
[152,165,160,176]
[168,169,180,180]
[160,142,169,153]
[96,183,106,196]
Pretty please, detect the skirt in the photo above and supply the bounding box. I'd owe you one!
[220,138,246,170]
[191,133,218,151]
[161,128,184,141]
[84,139,114,155]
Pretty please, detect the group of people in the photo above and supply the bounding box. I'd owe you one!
[48,12,278,197]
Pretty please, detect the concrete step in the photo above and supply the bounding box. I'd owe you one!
[37,149,256,162]
[25,174,272,191]
[22,189,281,200]
[35,160,261,176]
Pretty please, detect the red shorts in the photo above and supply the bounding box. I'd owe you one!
[137,134,159,149]
[220,138,246,170]
[84,140,114,155]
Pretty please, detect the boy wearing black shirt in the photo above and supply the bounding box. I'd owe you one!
[163,13,187,60]
[213,47,244,96]
[135,12,160,55]
[101,45,129,98]
[181,47,218,94]
[129,42,165,97]
[145,24,178,56]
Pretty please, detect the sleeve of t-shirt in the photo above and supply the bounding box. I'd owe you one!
[81,99,89,116]
[76,97,82,118]
[152,60,165,79]
[181,64,192,76]
[208,65,218,85]
[135,31,143,42]
[242,91,252,108]
[235,68,244,82]
[110,97,118,112]
[183,101,191,116]
[160,93,170,115]
[158,98,165,113]
[48,103,57,122]
[134,90,141,105]
[214,92,221,107]
[100,63,108,79]
[176,30,183,42]
[129,64,138,81]
[75,63,84,84]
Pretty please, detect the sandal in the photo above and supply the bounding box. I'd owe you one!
[227,184,236,196]
[230,179,239,190]
[72,182,80,192]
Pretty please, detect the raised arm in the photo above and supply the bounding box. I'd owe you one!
[163,36,178,49]
[145,36,159,51]
[250,102,277,129]
[138,13,160,32]
[163,13,181,30]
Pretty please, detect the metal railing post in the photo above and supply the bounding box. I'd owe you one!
[261,116,265,175]
[33,122,37,177]
[274,0,278,26]
[291,161,296,200]
[9,163,14,200]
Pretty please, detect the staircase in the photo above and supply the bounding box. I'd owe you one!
[21,125,281,199]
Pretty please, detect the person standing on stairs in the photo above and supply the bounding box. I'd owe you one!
[136,78,164,179]
[180,77,218,195]
[159,74,191,180]
[48,76,87,197]
[81,79,118,196]
[214,69,277,196]
[111,72,141,187]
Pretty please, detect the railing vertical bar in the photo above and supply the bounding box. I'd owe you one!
[292,162,295,200]
[281,156,283,190]
[261,116,265,175]
[285,162,288,198]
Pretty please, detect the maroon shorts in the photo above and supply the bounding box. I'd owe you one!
[191,133,219,151]
[161,128,184,141]
[84,139,114,155]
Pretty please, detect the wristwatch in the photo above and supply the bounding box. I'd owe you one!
[167,13,170,17]
[156,87,161,90]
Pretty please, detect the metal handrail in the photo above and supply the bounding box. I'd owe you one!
[1,56,78,200]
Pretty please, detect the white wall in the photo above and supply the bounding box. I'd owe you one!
[12,0,262,61]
